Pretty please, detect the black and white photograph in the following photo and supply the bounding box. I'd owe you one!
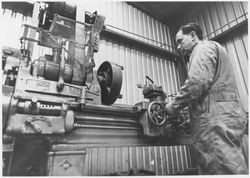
[1,0,249,176]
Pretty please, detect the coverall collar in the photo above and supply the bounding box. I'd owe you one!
[188,41,202,69]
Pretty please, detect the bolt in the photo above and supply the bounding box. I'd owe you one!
[60,160,71,170]
[36,127,42,133]
[31,97,37,103]
[63,163,70,169]
[57,81,64,91]
[26,117,32,123]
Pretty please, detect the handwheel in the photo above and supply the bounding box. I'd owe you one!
[147,101,166,126]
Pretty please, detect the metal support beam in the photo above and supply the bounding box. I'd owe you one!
[101,28,179,59]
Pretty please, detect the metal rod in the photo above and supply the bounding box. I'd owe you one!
[20,37,39,43]
[48,150,87,156]
[54,36,87,49]
[106,24,174,49]
[57,41,65,89]
[75,115,138,124]
[80,104,139,115]
[22,24,40,31]
[101,28,179,59]
[55,14,93,27]
[74,123,141,130]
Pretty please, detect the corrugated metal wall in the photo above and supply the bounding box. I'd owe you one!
[175,2,248,39]
[1,8,32,49]
[80,1,175,51]
[174,1,248,110]
[83,145,193,175]
[221,29,248,111]
[1,3,53,63]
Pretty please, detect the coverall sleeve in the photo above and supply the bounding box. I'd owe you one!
[165,42,218,115]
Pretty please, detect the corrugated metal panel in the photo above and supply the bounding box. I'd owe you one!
[1,8,32,49]
[222,30,248,111]
[175,2,248,38]
[78,1,174,51]
[208,3,222,36]
[215,2,230,32]
[241,1,248,14]
[83,145,193,176]
[1,4,52,60]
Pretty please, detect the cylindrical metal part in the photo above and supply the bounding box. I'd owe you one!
[32,59,73,83]
[30,97,38,109]
[17,101,62,116]
[22,25,29,38]
[57,44,65,89]
[65,110,74,132]
[2,86,14,131]
[52,48,60,63]
[79,86,86,104]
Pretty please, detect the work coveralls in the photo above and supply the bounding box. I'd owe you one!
[165,40,248,174]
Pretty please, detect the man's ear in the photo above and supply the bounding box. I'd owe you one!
[190,31,196,40]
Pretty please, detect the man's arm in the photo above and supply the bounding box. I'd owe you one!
[166,42,218,115]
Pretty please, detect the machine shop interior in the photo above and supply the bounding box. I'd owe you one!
[1,1,248,176]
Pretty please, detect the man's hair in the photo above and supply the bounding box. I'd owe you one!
[178,23,203,40]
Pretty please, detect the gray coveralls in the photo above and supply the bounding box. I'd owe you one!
[165,40,248,174]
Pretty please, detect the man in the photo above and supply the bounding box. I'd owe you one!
[165,23,248,174]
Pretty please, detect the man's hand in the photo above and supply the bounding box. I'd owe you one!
[164,102,173,116]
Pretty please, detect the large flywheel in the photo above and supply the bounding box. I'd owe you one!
[97,61,122,105]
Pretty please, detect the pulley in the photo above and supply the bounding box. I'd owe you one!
[97,61,122,105]
[147,101,166,126]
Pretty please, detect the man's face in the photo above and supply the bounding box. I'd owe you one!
[176,30,195,56]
